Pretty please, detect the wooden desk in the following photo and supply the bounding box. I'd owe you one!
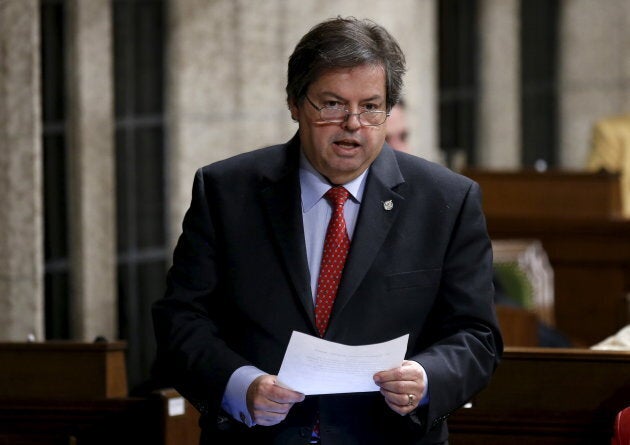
[0,391,200,445]
[0,341,127,400]
[486,216,630,346]
[495,304,539,347]
[0,342,200,445]
[449,347,630,445]
[464,169,623,220]
[464,169,630,345]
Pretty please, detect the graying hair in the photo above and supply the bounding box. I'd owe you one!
[286,16,406,112]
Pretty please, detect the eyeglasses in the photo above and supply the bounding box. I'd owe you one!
[305,96,389,127]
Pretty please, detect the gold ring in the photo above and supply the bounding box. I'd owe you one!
[407,394,414,406]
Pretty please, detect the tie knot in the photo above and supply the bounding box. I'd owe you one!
[325,186,349,206]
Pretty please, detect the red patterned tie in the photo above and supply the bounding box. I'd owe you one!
[314,186,350,337]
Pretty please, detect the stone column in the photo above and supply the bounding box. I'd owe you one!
[477,0,521,168]
[0,0,43,341]
[65,0,117,341]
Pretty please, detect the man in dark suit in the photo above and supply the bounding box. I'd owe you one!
[152,16,502,445]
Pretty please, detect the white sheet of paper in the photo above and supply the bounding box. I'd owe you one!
[276,331,409,395]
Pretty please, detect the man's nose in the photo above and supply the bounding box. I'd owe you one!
[343,112,362,131]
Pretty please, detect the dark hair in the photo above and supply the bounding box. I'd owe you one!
[286,16,406,112]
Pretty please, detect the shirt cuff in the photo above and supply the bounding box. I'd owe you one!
[417,362,430,406]
[221,365,266,427]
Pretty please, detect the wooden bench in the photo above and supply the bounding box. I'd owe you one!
[449,347,630,444]
[0,341,200,445]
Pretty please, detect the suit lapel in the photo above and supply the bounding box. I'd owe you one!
[325,146,406,338]
[259,137,316,327]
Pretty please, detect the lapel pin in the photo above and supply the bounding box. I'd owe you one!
[383,200,394,211]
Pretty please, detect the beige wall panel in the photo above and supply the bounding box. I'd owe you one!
[0,0,43,341]
[477,0,520,169]
[559,0,630,169]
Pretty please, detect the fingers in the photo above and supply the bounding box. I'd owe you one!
[373,360,426,416]
[379,386,419,415]
[374,360,423,382]
[379,384,421,416]
[247,375,305,426]
[381,391,419,416]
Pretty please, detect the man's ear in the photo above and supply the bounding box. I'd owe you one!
[288,98,299,122]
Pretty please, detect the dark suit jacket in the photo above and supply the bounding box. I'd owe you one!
[152,134,503,445]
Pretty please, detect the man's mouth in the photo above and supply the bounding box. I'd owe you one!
[334,138,361,149]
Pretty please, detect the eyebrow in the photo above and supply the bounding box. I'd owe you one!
[318,92,384,103]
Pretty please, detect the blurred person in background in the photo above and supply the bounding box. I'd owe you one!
[385,99,411,153]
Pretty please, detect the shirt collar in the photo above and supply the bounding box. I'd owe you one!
[299,151,369,212]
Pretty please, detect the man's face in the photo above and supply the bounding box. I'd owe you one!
[290,64,388,185]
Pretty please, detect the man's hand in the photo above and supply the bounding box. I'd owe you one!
[246,374,305,426]
[373,360,426,416]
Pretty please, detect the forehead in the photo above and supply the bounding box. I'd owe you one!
[308,64,386,99]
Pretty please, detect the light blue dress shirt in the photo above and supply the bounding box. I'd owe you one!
[299,152,368,301]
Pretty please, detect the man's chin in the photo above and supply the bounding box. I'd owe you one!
[322,161,369,184]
